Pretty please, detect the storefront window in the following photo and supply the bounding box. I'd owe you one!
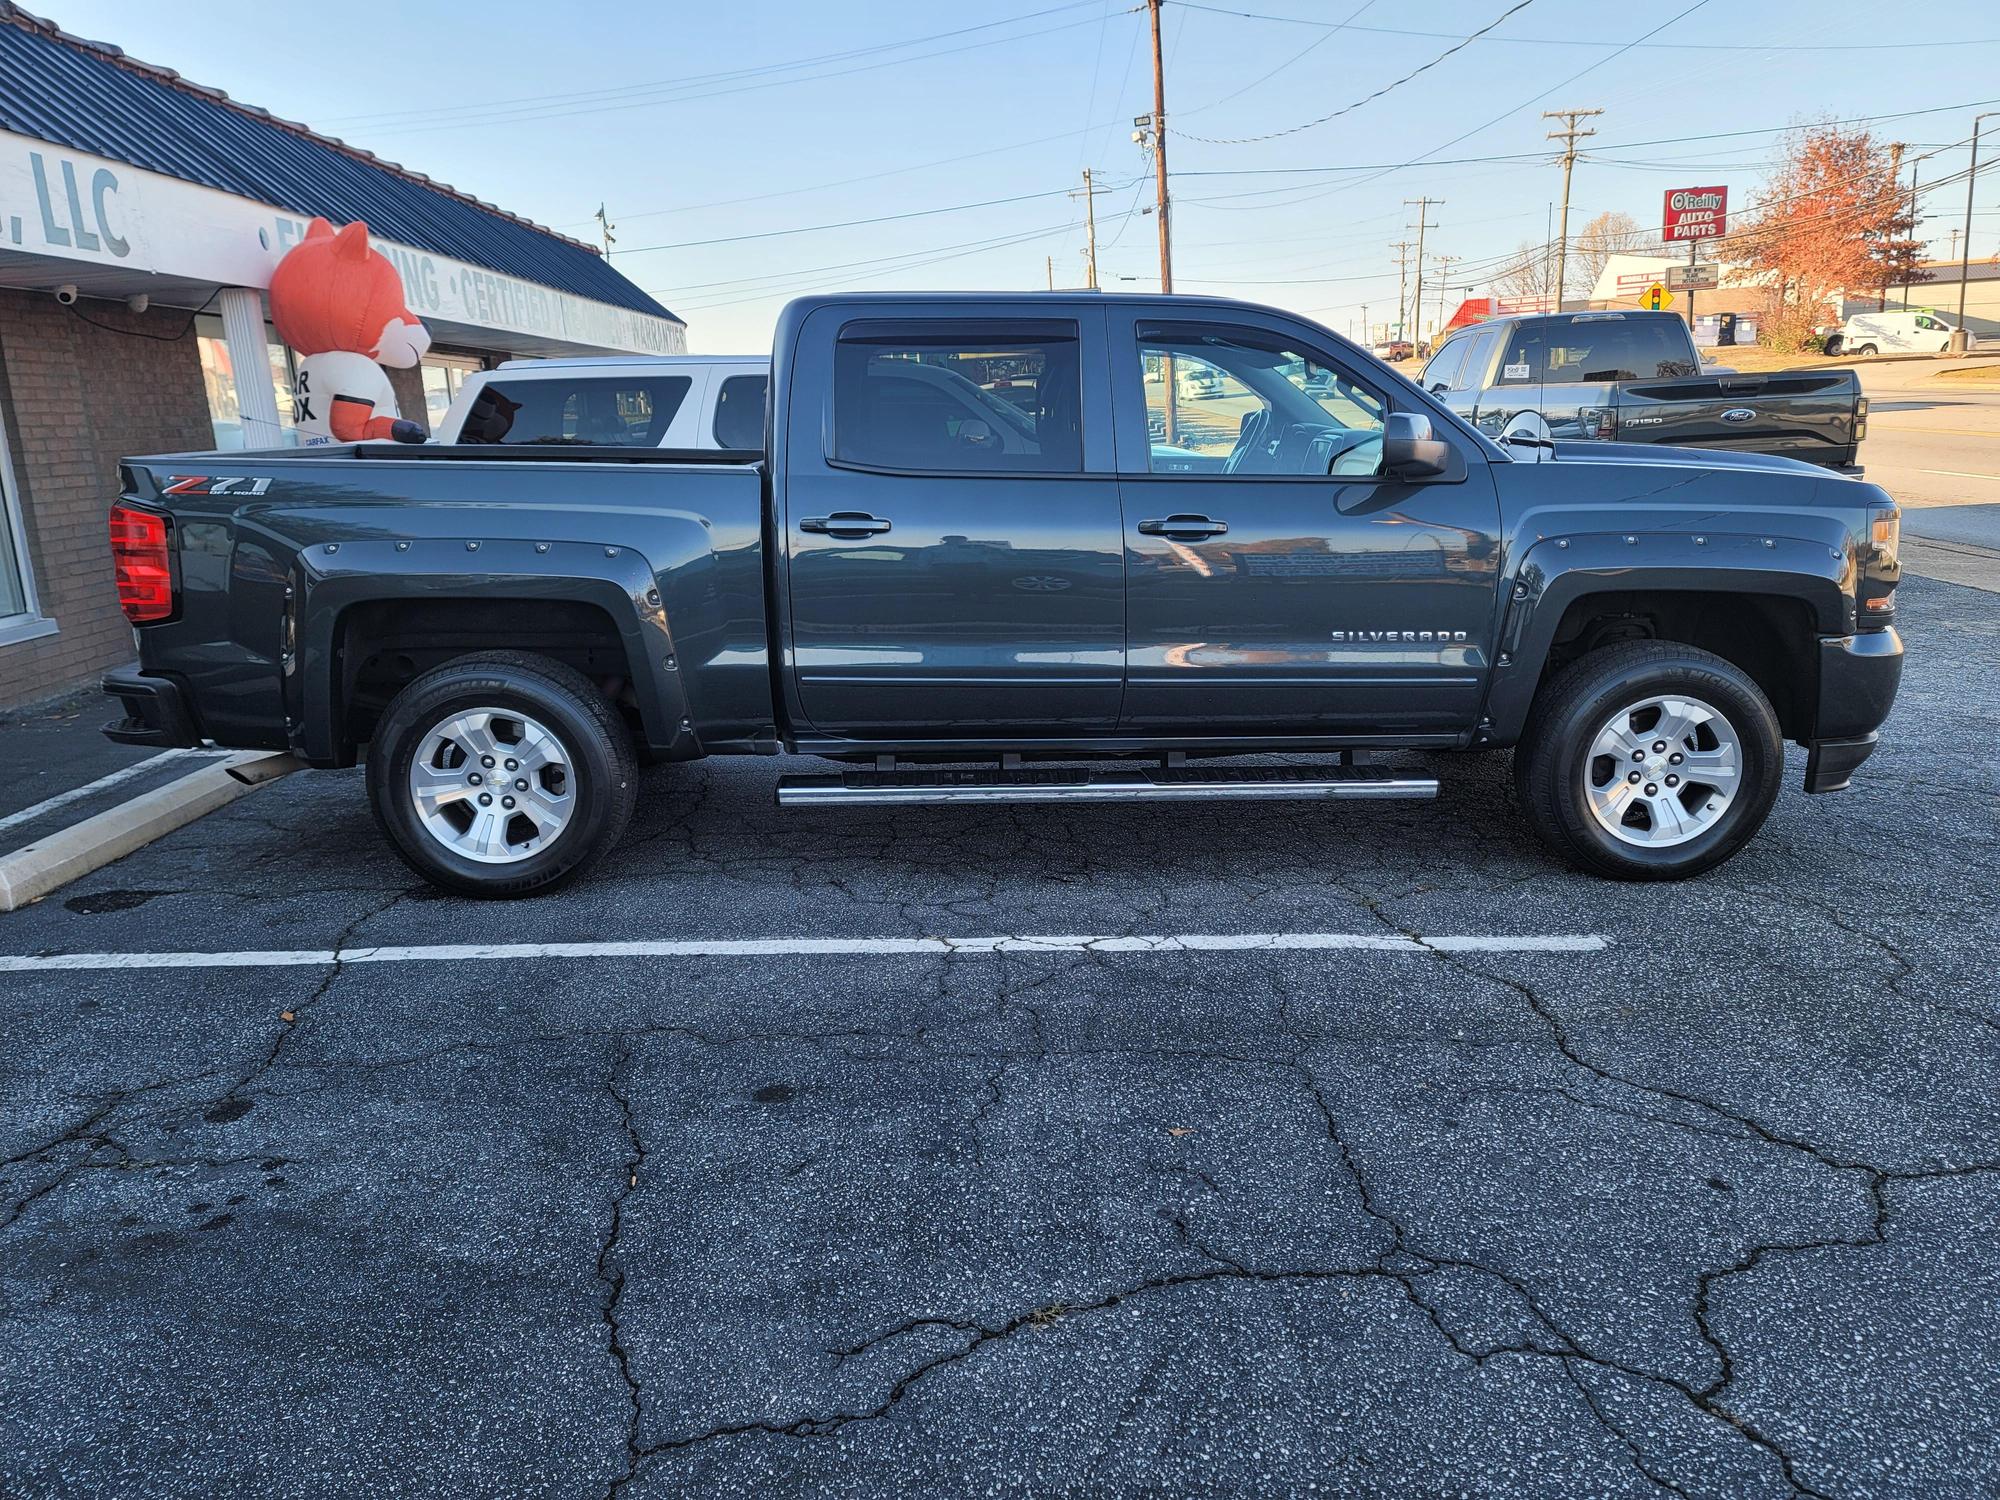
[0,478,26,622]
[421,357,481,431]
[195,314,300,450]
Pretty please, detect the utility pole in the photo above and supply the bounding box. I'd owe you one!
[1955,113,1999,351]
[1360,302,1369,346]
[1880,143,1906,312]
[1146,0,1173,296]
[1433,254,1461,333]
[1046,255,1054,291]
[594,203,616,257]
[1070,168,1104,290]
[1543,108,1601,311]
[1134,0,1176,437]
[1902,155,1920,308]
[1389,240,1415,340]
[1405,199,1440,346]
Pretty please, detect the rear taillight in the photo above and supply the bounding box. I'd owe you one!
[1854,394,1868,442]
[1579,406,1617,440]
[109,503,172,623]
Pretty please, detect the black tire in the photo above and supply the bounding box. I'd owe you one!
[1514,641,1783,881]
[1822,335,1843,356]
[366,651,637,898]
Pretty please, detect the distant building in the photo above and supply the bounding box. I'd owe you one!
[0,3,686,706]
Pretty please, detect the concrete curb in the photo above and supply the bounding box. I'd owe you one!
[0,751,303,913]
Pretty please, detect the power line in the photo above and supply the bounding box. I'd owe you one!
[1170,2,2000,51]
[1175,0,1375,121]
[345,9,1122,138]
[614,181,1138,256]
[320,1,1109,131]
[1173,0,1538,145]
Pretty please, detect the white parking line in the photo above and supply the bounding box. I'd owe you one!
[0,932,1609,973]
[0,748,222,840]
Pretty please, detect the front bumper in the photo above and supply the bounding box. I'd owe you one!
[101,665,203,748]
[1803,627,1902,792]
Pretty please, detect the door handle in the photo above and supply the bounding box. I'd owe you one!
[800,512,892,537]
[1138,514,1228,539]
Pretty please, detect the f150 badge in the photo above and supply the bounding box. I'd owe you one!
[1330,630,1471,643]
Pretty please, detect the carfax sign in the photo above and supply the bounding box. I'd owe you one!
[1663,186,1728,242]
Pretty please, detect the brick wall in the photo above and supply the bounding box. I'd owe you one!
[0,289,213,707]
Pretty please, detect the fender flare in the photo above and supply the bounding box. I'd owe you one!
[289,537,695,764]
[1479,531,1851,743]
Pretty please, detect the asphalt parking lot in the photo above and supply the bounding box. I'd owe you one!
[3,574,1997,1499]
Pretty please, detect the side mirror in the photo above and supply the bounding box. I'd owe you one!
[1382,411,1450,479]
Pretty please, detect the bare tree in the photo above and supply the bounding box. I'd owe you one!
[1490,240,1555,309]
[1572,210,1654,297]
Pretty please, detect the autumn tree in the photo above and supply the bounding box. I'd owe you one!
[1735,123,1921,349]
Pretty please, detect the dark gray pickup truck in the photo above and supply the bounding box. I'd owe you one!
[103,291,1903,895]
[1418,310,1866,468]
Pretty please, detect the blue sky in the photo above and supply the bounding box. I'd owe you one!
[42,0,2000,351]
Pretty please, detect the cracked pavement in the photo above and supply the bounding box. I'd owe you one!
[2,575,1997,1498]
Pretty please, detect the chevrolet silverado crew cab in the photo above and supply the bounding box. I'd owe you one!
[1419,310,1866,468]
[102,292,1904,896]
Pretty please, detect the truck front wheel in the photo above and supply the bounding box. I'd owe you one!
[1515,642,1783,880]
[366,652,637,897]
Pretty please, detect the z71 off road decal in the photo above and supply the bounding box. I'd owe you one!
[162,475,275,496]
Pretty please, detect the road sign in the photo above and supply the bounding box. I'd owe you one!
[1640,282,1675,311]
[1664,186,1728,242]
[1667,262,1718,292]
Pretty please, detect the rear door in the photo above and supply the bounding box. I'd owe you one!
[1111,310,1502,736]
[1470,322,1545,437]
[780,306,1124,738]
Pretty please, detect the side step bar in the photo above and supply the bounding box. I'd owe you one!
[776,763,1439,808]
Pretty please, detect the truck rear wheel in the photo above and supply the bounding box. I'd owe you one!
[366,651,636,898]
[1515,641,1782,881]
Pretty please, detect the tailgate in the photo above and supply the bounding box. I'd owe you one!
[1614,370,1858,461]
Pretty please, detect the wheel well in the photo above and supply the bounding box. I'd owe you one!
[1537,590,1817,738]
[335,598,639,752]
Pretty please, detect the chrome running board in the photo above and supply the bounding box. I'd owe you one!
[776,764,1438,808]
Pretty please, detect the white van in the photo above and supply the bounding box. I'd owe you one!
[432,354,769,449]
[1827,311,1961,356]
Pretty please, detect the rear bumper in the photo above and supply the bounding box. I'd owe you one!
[1803,628,1902,792]
[101,665,203,748]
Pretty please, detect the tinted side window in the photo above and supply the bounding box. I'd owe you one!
[1542,319,1698,384]
[460,376,691,445]
[1419,338,1466,393]
[1139,322,1385,478]
[832,328,1081,473]
[1495,326,1541,384]
[1452,328,1501,390]
[712,373,767,449]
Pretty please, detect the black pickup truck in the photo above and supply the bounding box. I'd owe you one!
[102,292,1903,895]
[1417,310,1866,467]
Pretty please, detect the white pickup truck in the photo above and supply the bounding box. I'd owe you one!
[431,353,769,449]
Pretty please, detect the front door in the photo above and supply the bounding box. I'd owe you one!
[1115,314,1503,737]
[783,310,1125,738]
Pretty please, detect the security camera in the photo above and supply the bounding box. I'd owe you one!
[54,284,78,305]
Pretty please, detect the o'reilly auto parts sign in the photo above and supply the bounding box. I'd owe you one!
[1664,186,1727,242]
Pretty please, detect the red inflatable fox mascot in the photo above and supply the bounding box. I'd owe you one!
[268,217,430,445]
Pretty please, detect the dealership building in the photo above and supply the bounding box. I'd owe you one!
[0,4,686,707]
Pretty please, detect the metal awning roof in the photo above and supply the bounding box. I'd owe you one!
[0,6,678,325]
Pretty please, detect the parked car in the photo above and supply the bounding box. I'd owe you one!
[1372,340,1415,362]
[1418,311,1866,467]
[1175,360,1225,399]
[433,354,770,451]
[1824,311,1961,357]
[104,290,1903,895]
